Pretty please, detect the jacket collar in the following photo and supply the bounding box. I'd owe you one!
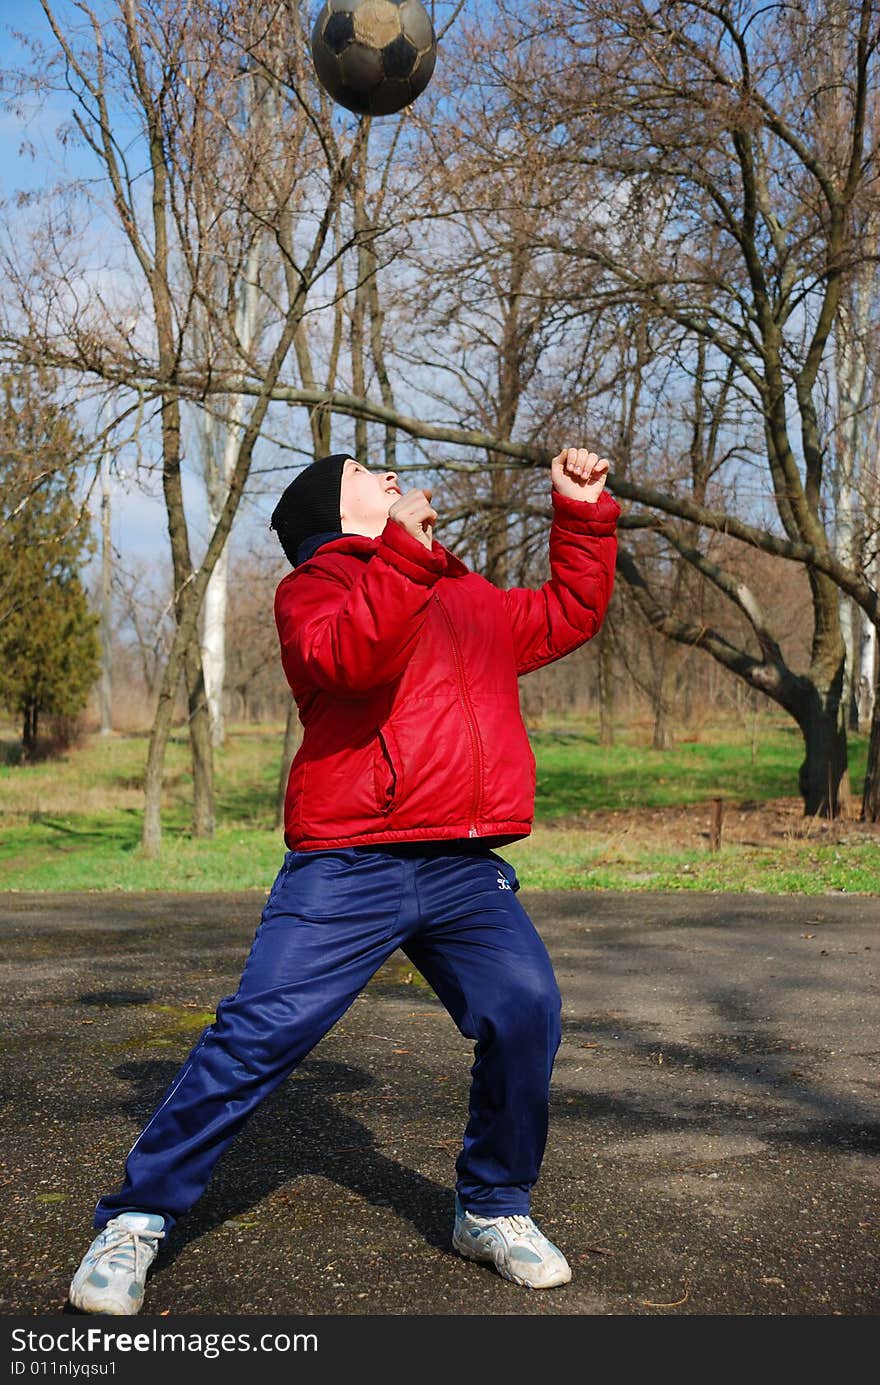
[295,528,470,577]
[296,530,345,565]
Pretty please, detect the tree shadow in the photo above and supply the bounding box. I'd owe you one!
[95,1054,455,1279]
[553,977,880,1155]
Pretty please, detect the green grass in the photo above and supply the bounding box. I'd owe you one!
[499,831,878,895]
[531,721,811,811]
[0,714,876,894]
[0,815,289,892]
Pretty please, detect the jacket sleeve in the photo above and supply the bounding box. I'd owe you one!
[275,517,448,698]
[501,487,621,677]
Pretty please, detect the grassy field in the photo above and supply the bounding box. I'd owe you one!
[0,713,876,894]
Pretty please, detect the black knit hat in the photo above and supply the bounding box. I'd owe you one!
[269,453,351,566]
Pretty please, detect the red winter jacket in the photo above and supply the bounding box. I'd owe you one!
[274,486,621,851]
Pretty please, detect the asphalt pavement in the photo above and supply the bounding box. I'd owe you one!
[0,886,877,1317]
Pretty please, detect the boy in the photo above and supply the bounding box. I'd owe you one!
[68,446,620,1313]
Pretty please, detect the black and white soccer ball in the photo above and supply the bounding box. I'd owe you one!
[310,0,438,117]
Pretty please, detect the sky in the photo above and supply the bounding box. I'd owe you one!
[1,1,782,594]
[0,1,448,587]
[0,3,206,571]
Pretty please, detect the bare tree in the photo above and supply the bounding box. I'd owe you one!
[5,0,367,853]
[5,0,880,844]
[833,209,880,742]
[500,0,880,817]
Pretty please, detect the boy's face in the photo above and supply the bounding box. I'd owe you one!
[339,456,402,537]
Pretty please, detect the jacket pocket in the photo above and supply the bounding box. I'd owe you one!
[372,726,401,814]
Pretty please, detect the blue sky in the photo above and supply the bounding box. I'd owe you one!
[3,1,619,595]
[0,3,438,583]
[1,5,211,570]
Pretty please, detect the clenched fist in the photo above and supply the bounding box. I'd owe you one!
[551,447,610,503]
[388,486,437,550]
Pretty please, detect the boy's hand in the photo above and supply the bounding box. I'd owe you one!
[388,487,437,550]
[551,447,610,503]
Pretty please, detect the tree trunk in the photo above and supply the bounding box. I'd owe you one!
[201,536,230,749]
[833,294,866,731]
[798,559,850,817]
[597,624,614,748]
[839,596,860,731]
[859,714,880,819]
[857,611,876,734]
[185,637,215,838]
[22,699,37,758]
[142,633,188,858]
[862,662,880,821]
[199,236,263,750]
[652,706,671,752]
[142,581,218,854]
[795,679,849,817]
[651,648,672,751]
[100,448,113,735]
[276,697,303,833]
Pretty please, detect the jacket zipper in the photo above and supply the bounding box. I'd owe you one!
[433,592,482,836]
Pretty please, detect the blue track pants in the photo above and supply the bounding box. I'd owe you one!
[93,842,563,1233]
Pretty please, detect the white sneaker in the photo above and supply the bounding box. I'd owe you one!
[69,1212,165,1315]
[452,1195,572,1289]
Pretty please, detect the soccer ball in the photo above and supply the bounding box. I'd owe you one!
[310,0,437,117]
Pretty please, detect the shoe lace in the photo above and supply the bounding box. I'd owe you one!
[470,1211,538,1240]
[495,1214,538,1239]
[95,1222,164,1279]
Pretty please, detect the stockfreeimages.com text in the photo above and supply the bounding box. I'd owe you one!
[10,1328,315,1359]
